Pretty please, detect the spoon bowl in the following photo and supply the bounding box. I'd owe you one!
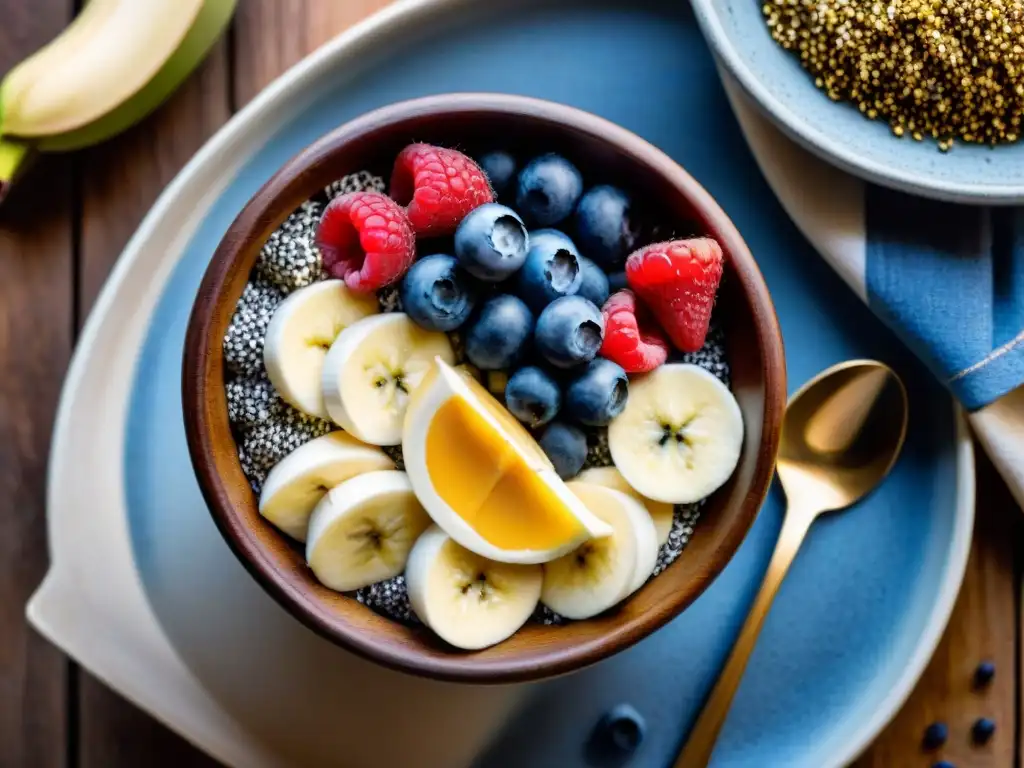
[778,361,909,515]
[676,360,908,766]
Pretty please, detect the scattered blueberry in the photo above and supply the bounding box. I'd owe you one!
[574,184,637,269]
[972,717,996,744]
[577,256,610,307]
[932,762,955,768]
[515,236,582,311]
[454,203,529,281]
[593,703,647,756]
[516,153,583,227]
[607,271,628,293]
[922,721,948,749]
[464,294,534,370]
[477,150,517,199]
[974,660,996,688]
[399,254,477,332]
[565,359,628,426]
[505,366,562,427]
[538,421,588,479]
[535,295,604,369]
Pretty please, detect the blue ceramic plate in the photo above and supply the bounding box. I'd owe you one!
[33,0,970,766]
[690,0,1024,204]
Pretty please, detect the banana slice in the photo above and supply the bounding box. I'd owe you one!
[306,470,431,592]
[608,364,743,504]
[322,313,454,445]
[541,483,658,619]
[258,432,393,541]
[406,525,542,650]
[577,466,675,545]
[263,280,379,419]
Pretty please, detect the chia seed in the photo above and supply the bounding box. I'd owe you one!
[223,281,284,376]
[325,170,386,201]
[377,284,403,313]
[242,410,333,478]
[255,201,324,292]
[355,574,418,624]
[226,374,282,430]
[381,444,406,471]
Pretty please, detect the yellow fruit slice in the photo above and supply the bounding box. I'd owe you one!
[577,466,675,545]
[403,358,611,564]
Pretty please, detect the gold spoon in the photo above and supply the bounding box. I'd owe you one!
[675,360,909,767]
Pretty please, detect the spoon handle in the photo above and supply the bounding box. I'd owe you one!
[674,503,817,767]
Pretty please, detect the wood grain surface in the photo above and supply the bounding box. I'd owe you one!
[0,0,1019,765]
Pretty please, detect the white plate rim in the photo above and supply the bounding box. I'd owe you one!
[689,0,1024,205]
[26,0,975,765]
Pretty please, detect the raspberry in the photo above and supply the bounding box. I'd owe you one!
[390,143,493,236]
[315,191,416,293]
[625,238,724,352]
[598,290,669,373]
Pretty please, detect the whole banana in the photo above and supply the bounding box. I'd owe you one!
[0,0,236,200]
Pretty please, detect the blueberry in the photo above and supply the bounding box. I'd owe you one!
[592,704,647,756]
[454,203,529,281]
[529,228,577,253]
[932,762,956,768]
[535,296,604,369]
[974,660,996,688]
[538,421,587,479]
[516,153,583,227]
[505,366,561,427]
[923,722,948,749]
[574,184,637,269]
[515,237,582,312]
[972,717,996,744]
[478,150,517,199]
[577,256,610,307]
[607,271,628,293]
[464,295,534,370]
[399,254,477,331]
[565,359,628,426]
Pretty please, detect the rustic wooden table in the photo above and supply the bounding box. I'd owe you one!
[1,2,1020,766]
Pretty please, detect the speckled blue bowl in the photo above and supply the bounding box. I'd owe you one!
[690,0,1024,204]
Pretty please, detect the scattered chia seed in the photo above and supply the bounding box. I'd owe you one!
[255,201,324,292]
[226,374,282,430]
[382,444,405,471]
[764,0,1024,150]
[533,603,567,626]
[223,281,284,376]
[355,574,418,624]
[242,411,333,478]
[377,284,403,313]
[676,322,730,388]
[583,428,613,469]
[654,502,704,575]
[325,170,386,201]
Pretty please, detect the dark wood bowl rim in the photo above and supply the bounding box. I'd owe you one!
[182,93,786,683]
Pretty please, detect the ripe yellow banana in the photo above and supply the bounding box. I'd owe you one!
[0,0,236,201]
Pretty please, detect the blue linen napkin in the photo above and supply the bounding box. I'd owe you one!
[865,187,1024,411]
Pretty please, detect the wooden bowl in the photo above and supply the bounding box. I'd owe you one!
[182,93,786,683]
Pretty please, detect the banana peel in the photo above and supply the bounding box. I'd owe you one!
[0,0,236,203]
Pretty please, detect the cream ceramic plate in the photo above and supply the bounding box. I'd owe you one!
[27,0,973,765]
